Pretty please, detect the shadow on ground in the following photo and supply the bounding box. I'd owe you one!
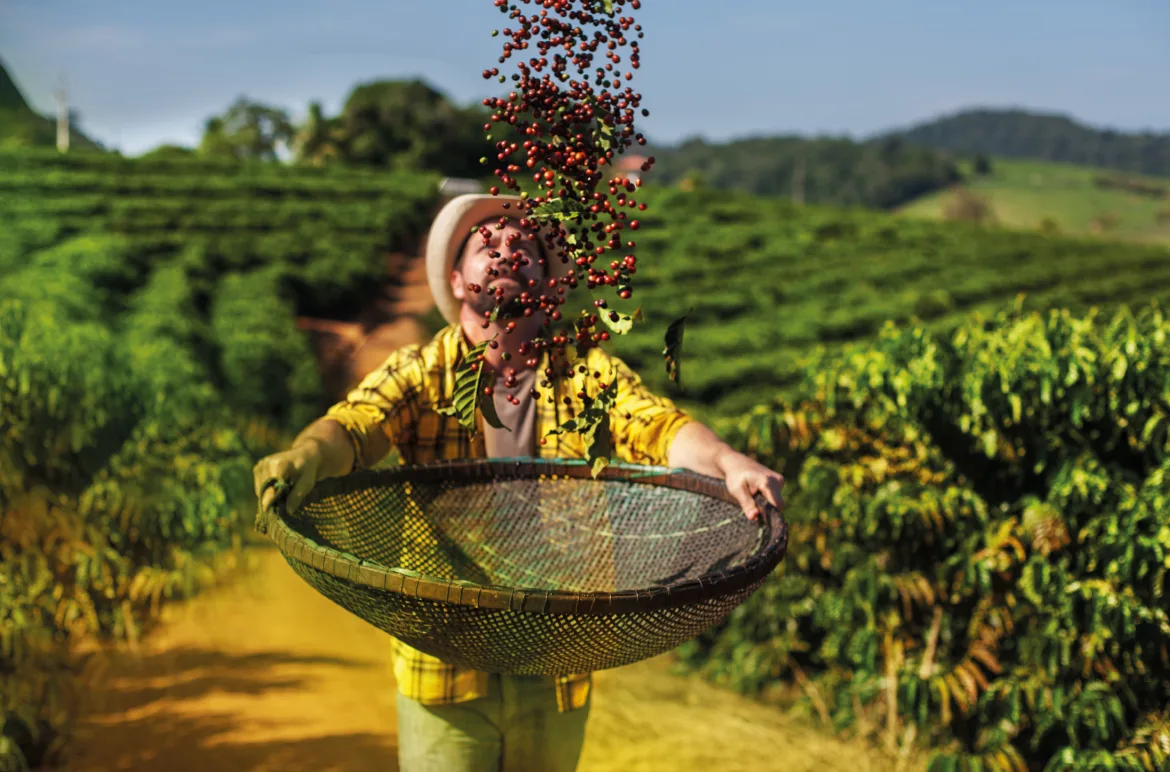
[58,644,398,772]
[51,546,915,772]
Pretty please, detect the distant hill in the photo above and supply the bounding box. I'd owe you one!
[887,108,1170,179]
[0,58,31,111]
[0,57,103,151]
[897,157,1170,247]
[644,135,962,210]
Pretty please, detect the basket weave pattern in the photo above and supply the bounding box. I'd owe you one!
[262,458,788,675]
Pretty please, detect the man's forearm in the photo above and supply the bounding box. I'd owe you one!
[666,420,737,479]
[292,417,356,479]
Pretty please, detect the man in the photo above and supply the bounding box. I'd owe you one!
[252,193,785,771]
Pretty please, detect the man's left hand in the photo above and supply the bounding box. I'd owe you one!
[718,449,785,522]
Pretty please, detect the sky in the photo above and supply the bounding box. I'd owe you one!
[1,0,1166,156]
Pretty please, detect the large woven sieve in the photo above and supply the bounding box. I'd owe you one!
[256,457,788,676]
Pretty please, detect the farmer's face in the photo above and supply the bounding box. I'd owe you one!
[451,217,546,320]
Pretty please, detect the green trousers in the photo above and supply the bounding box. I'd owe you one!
[396,673,590,771]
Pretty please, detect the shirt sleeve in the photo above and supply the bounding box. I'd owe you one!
[324,344,430,471]
[597,349,696,468]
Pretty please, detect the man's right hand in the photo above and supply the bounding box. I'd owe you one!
[253,440,325,516]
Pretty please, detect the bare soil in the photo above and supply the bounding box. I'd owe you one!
[57,544,919,772]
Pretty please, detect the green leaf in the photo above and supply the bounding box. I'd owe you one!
[663,313,689,386]
[436,338,510,435]
[981,429,997,458]
[545,379,618,479]
[586,418,613,478]
[531,197,586,223]
[601,0,615,14]
[598,122,615,151]
[584,380,618,478]
[601,307,643,335]
[480,385,508,432]
[590,455,610,477]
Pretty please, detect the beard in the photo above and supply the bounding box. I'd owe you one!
[465,280,529,320]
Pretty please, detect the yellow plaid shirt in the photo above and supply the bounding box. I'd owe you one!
[324,321,695,712]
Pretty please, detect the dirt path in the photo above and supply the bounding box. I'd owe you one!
[297,249,437,395]
[56,543,918,772]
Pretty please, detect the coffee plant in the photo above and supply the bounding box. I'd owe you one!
[0,150,447,430]
[0,297,257,771]
[596,185,1170,423]
[676,301,1170,771]
[0,151,448,769]
[0,149,440,321]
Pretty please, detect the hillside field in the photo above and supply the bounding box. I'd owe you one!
[896,158,1170,246]
[593,183,1170,424]
[4,149,1170,428]
[4,147,1170,771]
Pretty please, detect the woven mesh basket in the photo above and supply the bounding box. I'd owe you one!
[256,457,788,676]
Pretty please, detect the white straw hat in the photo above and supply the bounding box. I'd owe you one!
[425,194,574,326]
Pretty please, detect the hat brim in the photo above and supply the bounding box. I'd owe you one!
[425,194,574,327]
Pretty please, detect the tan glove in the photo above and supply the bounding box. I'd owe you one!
[253,440,325,518]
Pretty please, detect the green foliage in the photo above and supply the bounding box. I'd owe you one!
[198,97,295,162]
[0,299,255,770]
[0,235,152,325]
[211,268,325,433]
[120,261,216,391]
[291,79,494,178]
[0,58,31,112]
[594,184,1170,422]
[0,151,389,768]
[0,149,440,433]
[546,379,619,478]
[0,149,439,321]
[681,302,1170,771]
[437,338,509,435]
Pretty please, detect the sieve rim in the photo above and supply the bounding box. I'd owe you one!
[258,457,788,616]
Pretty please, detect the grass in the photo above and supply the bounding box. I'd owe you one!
[897,157,1170,246]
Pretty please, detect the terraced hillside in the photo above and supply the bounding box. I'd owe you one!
[594,185,1170,421]
[0,150,442,408]
[6,149,1170,426]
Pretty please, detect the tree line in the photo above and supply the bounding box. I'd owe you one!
[147,79,499,182]
[150,80,972,211]
[889,107,1170,179]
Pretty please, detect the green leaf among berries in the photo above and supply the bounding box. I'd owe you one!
[598,122,615,151]
[437,338,510,435]
[531,197,586,223]
[663,313,688,386]
[546,379,619,479]
[600,0,615,15]
[601,307,644,335]
[584,411,614,478]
